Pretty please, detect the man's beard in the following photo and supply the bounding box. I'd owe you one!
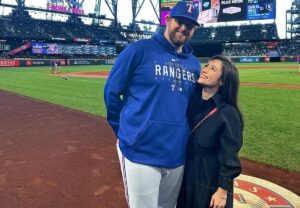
[168,30,190,47]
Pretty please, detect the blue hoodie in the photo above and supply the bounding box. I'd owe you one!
[104,32,200,168]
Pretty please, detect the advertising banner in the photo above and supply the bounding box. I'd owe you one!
[0,60,20,67]
[32,43,116,55]
[47,0,84,15]
[239,57,260,63]
[21,60,51,67]
[68,59,106,66]
[160,0,276,26]
[105,59,115,65]
[19,59,65,67]
[263,57,270,62]
[281,56,298,62]
[7,42,31,55]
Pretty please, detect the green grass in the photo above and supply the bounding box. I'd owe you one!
[0,66,109,116]
[237,63,299,85]
[239,86,300,172]
[0,63,299,173]
[199,62,299,84]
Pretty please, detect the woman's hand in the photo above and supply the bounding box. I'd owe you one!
[210,187,228,208]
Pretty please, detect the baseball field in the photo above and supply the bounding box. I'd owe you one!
[0,62,299,207]
[0,62,299,173]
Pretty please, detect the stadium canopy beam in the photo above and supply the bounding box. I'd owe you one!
[104,0,119,28]
[132,0,146,26]
[93,0,103,25]
[94,0,102,17]
[149,0,159,22]
[81,0,85,5]
[131,0,159,28]
[14,0,25,16]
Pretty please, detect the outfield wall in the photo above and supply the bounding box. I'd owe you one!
[0,59,114,67]
[0,56,299,67]
[199,56,300,64]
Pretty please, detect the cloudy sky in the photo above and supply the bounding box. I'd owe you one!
[0,0,294,38]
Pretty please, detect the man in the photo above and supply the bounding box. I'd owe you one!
[104,2,200,207]
[51,59,59,74]
[298,57,300,72]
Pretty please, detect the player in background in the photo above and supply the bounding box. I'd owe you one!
[51,59,60,74]
[298,56,300,72]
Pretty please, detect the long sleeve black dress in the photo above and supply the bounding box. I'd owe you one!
[177,91,243,208]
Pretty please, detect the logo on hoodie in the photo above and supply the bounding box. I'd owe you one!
[155,60,196,92]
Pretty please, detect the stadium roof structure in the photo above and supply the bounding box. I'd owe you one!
[286,0,300,39]
[0,0,160,30]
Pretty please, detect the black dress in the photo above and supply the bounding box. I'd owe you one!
[177,92,243,208]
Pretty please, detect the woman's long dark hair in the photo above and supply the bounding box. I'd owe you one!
[209,55,244,128]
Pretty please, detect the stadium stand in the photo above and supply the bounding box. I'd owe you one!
[0,1,299,60]
[278,39,300,56]
[120,30,153,42]
[0,17,122,41]
[0,14,128,59]
[223,42,269,57]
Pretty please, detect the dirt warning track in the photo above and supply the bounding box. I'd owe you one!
[0,89,299,207]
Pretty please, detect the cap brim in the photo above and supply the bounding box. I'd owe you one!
[171,16,200,26]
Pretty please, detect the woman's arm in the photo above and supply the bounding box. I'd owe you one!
[217,105,243,190]
[210,105,243,208]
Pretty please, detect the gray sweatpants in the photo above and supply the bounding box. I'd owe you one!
[117,143,184,208]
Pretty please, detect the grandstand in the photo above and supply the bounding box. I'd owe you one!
[0,0,299,65]
[0,0,158,64]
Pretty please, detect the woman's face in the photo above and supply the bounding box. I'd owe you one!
[198,59,223,88]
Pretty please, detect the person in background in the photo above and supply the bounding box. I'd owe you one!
[51,59,59,74]
[104,1,200,208]
[177,55,244,208]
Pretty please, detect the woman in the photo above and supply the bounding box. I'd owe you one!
[177,55,244,208]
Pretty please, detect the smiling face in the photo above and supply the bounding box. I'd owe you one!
[198,59,223,89]
[164,16,196,48]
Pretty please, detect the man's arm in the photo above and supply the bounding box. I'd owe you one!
[104,44,140,137]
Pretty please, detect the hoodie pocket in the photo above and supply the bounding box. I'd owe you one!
[131,120,189,160]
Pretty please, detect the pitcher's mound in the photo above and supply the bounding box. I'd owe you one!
[234,174,299,207]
